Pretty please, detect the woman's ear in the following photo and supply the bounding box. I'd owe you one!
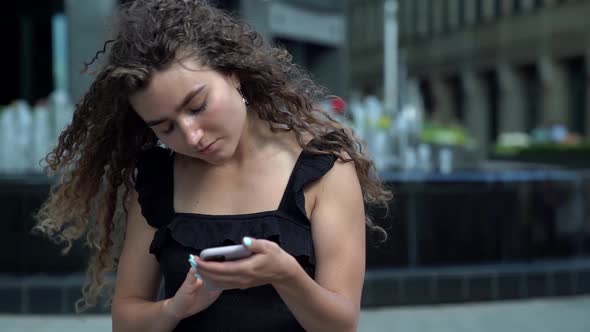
[224,72,240,89]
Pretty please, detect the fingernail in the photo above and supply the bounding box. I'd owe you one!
[188,254,197,269]
[194,273,202,280]
[243,236,252,247]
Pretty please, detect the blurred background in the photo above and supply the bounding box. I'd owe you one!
[1,0,590,331]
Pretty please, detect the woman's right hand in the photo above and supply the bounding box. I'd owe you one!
[163,265,222,320]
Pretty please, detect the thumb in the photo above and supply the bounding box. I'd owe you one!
[184,267,199,285]
[184,267,206,292]
[242,236,264,253]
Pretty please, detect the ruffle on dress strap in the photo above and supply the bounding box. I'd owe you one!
[148,214,316,266]
[289,150,338,220]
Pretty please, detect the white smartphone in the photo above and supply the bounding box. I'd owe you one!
[200,244,252,262]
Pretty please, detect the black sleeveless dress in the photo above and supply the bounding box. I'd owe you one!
[134,139,338,331]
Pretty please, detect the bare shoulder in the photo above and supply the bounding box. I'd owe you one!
[305,151,362,219]
[319,155,360,198]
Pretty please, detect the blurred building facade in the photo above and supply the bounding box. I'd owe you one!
[63,0,348,101]
[3,0,347,105]
[217,0,348,97]
[350,0,590,155]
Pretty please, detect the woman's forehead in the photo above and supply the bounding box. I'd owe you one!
[129,61,230,117]
[135,62,210,98]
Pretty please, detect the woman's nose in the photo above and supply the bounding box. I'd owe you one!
[178,117,204,147]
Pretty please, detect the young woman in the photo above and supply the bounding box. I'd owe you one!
[35,1,390,331]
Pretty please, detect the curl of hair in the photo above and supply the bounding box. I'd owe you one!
[34,0,392,312]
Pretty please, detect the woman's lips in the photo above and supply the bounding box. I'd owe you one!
[198,139,218,154]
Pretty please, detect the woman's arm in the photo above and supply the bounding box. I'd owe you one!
[112,191,222,332]
[272,159,366,331]
[111,191,181,332]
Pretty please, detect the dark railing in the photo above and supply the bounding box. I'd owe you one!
[368,169,590,268]
[363,169,590,306]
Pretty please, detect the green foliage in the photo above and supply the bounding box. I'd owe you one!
[420,122,474,147]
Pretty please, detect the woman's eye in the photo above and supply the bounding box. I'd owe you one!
[159,101,206,135]
[191,102,208,114]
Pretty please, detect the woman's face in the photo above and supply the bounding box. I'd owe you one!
[130,58,248,164]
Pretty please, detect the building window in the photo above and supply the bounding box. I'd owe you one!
[483,71,500,145]
[519,65,540,132]
[565,57,587,136]
[458,0,466,26]
[418,0,430,38]
[213,0,240,14]
[494,0,502,18]
[475,0,483,23]
[428,0,436,35]
[410,0,418,38]
[419,79,435,117]
[513,0,522,13]
[1,1,62,104]
[449,76,464,122]
[444,0,453,33]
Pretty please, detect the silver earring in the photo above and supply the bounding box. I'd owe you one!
[236,86,249,106]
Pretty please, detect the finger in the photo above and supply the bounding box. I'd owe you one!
[242,236,269,254]
[198,271,257,289]
[194,276,205,289]
[205,277,262,291]
[188,254,203,280]
[196,258,250,277]
[193,270,220,290]
[184,267,195,284]
[185,267,203,291]
[188,254,197,269]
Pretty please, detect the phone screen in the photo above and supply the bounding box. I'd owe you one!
[203,255,227,262]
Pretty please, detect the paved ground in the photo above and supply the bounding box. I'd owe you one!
[359,296,590,332]
[2,295,589,332]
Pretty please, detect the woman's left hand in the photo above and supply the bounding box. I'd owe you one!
[194,237,298,290]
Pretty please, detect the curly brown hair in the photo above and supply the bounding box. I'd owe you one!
[33,0,392,312]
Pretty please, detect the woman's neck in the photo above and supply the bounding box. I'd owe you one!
[230,112,288,166]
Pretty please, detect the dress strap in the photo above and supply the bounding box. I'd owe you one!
[134,147,175,229]
[278,140,338,222]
